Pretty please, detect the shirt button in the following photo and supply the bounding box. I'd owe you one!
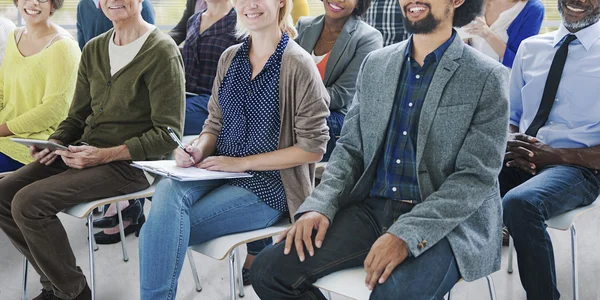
[403,131,407,136]
[392,187,397,192]
[539,135,544,139]
[549,121,554,125]
[396,159,401,164]
[247,90,252,95]
[99,107,103,112]
[555,98,558,102]
[415,74,421,79]
[107,81,111,87]
[408,102,413,107]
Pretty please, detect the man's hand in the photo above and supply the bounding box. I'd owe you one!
[507,137,565,172]
[30,139,63,166]
[274,211,330,262]
[198,156,250,173]
[175,145,203,168]
[364,233,409,291]
[55,145,109,169]
[505,133,538,174]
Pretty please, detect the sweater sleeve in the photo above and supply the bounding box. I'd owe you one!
[503,2,544,68]
[7,41,80,137]
[169,0,195,45]
[123,55,185,160]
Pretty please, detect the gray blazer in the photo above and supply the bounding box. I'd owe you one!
[296,15,383,115]
[296,37,510,281]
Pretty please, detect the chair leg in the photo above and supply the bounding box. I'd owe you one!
[22,257,28,300]
[485,275,497,300]
[228,251,237,300]
[87,214,96,300]
[571,224,579,300]
[447,288,452,300]
[186,249,202,292]
[325,290,333,300]
[234,247,245,298]
[115,202,129,262]
[507,236,514,274]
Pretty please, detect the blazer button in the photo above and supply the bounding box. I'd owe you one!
[422,240,427,247]
[107,81,112,87]
[417,243,423,250]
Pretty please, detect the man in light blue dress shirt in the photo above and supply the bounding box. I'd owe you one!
[501,0,600,298]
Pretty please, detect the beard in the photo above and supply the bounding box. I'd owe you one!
[401,2,451,34]
[558,0,600,31]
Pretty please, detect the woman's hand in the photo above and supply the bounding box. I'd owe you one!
[464,17,493,39]
[30,139,62,166]
[198,156,250,173]
[175,145,203,168]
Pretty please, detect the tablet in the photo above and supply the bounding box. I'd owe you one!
[10,138,68,151]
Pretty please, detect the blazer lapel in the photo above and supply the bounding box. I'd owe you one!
[323,17,359,86]
[415,37,464,165]
[298,15,324,54]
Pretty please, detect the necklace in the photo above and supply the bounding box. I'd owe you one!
[320,26,341,44]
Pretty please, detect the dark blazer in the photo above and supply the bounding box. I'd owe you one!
[296,37,510,281]
[169,0,205,45]
[296,15,382,115]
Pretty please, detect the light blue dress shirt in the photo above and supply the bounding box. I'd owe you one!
[509,21,600,148]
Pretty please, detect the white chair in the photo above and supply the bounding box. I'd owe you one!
[21,183,157,300]
[314,267,497,300]
[187,220,291,300]
[507,196,600,300]
[0,171,12,178]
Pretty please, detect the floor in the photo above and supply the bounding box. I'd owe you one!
[1,203,599,300]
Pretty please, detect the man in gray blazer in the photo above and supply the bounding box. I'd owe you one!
[251,0,509,297]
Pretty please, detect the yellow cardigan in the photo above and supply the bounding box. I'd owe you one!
[0,30,80,164]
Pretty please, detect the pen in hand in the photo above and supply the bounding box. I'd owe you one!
[166,127,196,165]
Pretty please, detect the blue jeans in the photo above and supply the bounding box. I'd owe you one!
[251,198,460,299]
[0,152,23,172]
[501,165,600,300]
[139,178,283,300]
[183,94,210,136]
[322,111,344,162]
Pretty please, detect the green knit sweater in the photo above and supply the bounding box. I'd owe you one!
[51,28,185,161]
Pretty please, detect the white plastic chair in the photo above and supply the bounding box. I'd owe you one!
[21,183,157,300]
[507,196,600,300]
[314,267,497,300]
[187,220,291,300]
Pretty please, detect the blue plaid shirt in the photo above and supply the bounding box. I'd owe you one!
[370,32,456,203]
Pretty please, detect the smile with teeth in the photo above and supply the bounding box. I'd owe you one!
[246,13,262,18]
[24,8,42,15]
[109,5,125,9]
[409,6,427,13]
[565,4,585,12]
[328,2,344,11]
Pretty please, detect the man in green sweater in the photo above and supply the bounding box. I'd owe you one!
[0,1,184,298]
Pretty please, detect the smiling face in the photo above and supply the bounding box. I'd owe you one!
[101,0,143,23]
[16,0,54,24]
[399,0,453,34]
[235,0,285,35]
[558,0,600,32]
[324,0,358,20]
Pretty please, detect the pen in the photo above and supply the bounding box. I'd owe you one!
[166,127,196,165]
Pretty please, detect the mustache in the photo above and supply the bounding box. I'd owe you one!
[403,2,432,13]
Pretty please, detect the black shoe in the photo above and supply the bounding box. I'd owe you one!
[73,283,91,300]
[32,289,59,300]
[502,226,510,246]
[94,215,145,244]
[242,268,251,286]
[92,199,143,228]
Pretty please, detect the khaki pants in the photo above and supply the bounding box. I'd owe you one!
[0,160,148,299]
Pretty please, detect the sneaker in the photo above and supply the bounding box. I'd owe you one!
[242,268,252,286]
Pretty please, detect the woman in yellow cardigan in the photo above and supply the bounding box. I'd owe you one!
[0,0,80,172]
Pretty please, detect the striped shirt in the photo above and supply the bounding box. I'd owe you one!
[364,0,409,46]
[370,32,456,203]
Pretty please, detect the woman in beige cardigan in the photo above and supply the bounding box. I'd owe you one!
[139,0,330,297]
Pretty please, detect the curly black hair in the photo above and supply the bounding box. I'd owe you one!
[453,0,485,27]
[353,0,373,17]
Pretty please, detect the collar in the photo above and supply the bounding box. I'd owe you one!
[405,30,457,63]
[553,20,600,51]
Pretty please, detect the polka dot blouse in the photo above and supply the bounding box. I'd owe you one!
[215,33,290,212]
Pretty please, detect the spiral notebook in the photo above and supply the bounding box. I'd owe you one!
[132,160,252,181]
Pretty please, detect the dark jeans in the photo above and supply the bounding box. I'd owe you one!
[322,111,344,162]
[183,94,210,136]
[501,165,600,300]
[0,152,24,172]
[0,160,148,299]
[251,198,460,299]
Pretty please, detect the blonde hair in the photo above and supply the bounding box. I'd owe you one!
[233,0,297,39]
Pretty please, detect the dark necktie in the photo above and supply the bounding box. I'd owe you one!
[525,34,578,137]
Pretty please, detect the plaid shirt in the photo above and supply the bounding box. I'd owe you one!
[370,32,456,203]
[364,0,410,46]
[182,9,238,95]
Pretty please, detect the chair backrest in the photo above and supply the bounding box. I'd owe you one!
[313,267,371,300]
[546,196,600,230]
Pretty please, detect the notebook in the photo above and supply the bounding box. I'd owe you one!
[131,160,252,181]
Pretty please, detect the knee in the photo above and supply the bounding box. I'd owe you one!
[11,187,43,223]
[250,244,286,292]
[502,189,542,226]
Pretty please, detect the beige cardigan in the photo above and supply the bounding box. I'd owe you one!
[202,39,330,218]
